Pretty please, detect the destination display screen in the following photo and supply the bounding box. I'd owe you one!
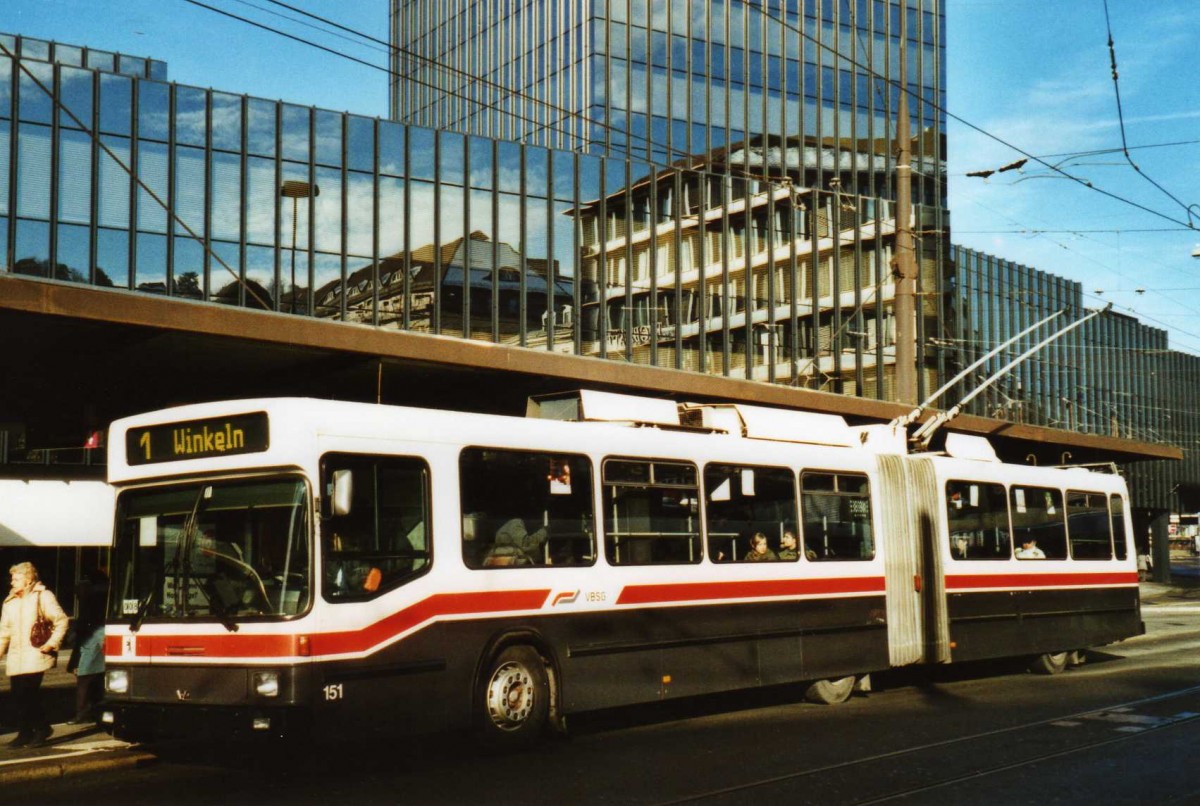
[125,412,270,466]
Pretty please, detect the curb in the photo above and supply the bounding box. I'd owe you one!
[0,749,157,784]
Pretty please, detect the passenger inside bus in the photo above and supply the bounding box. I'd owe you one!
[483,518,549,566]
[1015,538,1046,559]
[777,530,799,560]
[743,532,777,562]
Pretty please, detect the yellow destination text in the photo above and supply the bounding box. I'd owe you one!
[172,423,246,456]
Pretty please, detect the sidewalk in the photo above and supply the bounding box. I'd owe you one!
[0,650,155,782]
[1139,574,1200,608]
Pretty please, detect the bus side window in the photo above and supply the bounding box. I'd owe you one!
[459,448,595,569]
[703,464,798,562]
[320,454,432,601]
[1067,491,1112,560]
[946,480,1011,560]
[1110,494,1129,561]
[800,472,874,561]
[603,459,700,566]
[1010,486,1067,560]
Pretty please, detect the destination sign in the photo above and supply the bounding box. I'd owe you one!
[126,412,269,466]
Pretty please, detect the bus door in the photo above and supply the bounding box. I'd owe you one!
[877,455,949,666]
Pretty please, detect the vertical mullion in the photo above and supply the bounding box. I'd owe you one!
[597,159,608,360]
[766,188,777,384]
[48,64,60,276]
[519,144,528,346]
[648,170,658,367]
[807,188,820,388]
[127,80,139,290]
[87,70,99,284]
[853,193,864,394]
[305,108,315,317]
[831,188,843,389]
[546,152,555,351]
[673,170,683,368]
[165,81,176,298]
[463,137,472,339]
[572,152,582,354]
[402,123,411,330]
[372,119,381,328]
[490,139,499,342]
[235,90,249,307]
[622,160,633,362]
[721,174,731,376]
[432,130,442,334]
[201,92,213,298]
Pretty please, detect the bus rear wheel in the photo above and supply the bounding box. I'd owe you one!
[478,645,549,748]
[1029,651,1069,675]
[805,676,856,705]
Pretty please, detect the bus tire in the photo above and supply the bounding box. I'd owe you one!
[805,676,856,705]
[477,645,549,749]
[1029,651,1069,675]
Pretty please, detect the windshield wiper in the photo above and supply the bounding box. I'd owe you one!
[193,578,239,633]
[174,485,210,617]
[129,570,160,634]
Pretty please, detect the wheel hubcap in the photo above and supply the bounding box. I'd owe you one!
[486,661,535,731]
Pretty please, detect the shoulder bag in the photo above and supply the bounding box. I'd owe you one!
[29,592,54,648]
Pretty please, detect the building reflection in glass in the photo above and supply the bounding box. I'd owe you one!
[2,32,918,397]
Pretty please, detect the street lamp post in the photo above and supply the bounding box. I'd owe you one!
[280,180,319,314]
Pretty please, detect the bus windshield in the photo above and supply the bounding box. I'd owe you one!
[109,477,312,625]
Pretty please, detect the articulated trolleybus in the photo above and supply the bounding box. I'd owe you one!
[102,392,1141,745]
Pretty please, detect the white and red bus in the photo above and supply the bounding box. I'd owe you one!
[100,392,1141,746]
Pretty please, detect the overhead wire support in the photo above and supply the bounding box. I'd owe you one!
[909,304,1113,451]
[891,307,1067,429]
[1101,0,1198,227]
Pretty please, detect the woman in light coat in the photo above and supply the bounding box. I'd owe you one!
[0,562,69,747]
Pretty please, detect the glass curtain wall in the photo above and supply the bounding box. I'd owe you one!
[950,244,1173,438]
[2,34,899,392]
[391,0,945,397]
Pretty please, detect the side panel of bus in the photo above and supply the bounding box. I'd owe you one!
[934,465,1141,664]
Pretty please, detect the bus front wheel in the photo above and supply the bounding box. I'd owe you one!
[478,645,549,748]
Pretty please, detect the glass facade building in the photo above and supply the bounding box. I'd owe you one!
[950,245,1197,511]
[391,0,949,398]
[2,30,914,394]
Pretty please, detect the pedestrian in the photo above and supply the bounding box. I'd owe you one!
[66,568,109,724]
[0,562,69,747]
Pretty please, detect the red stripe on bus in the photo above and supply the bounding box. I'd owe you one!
[945,571,1139,590]
[616,577,886,606]
[105,589,551,659]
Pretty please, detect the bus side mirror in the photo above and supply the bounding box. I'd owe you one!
[331,469,354,516]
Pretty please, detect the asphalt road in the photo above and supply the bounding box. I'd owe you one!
[34,602,1200,805]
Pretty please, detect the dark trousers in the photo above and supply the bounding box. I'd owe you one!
[76,673,103,719]
[10,672,48,737]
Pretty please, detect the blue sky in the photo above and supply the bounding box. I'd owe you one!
[948,0,1200,354]
[5,0,1200,353]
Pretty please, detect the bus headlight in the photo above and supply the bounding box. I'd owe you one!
[253,671,280,697]
[106,669,130,694]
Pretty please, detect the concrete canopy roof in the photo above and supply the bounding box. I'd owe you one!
[1,274,1181,466]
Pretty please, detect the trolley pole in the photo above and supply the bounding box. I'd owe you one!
[892,3,918,406]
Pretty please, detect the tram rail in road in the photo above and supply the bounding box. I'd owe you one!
[660,683,1200,805]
